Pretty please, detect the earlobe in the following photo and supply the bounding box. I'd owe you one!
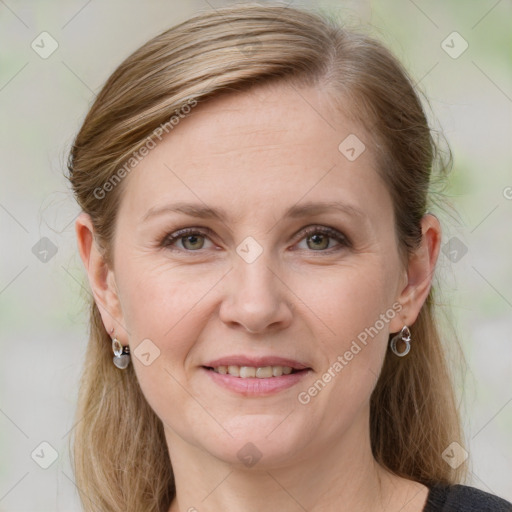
[75,213,127,337]
[396,214,442,326]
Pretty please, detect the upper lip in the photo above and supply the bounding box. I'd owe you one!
[204,355,311,371]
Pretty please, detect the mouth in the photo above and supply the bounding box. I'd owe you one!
[201,361,312,396]
[202,364,308,378]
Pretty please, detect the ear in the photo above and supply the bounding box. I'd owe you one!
[75,212,128,339]
[392,213,442,329]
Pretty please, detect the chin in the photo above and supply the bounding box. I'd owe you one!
[201,416,311,468]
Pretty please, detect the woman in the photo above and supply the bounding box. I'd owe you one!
[67,3,512,511]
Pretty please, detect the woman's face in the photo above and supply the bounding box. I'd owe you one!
[104,82,411,466]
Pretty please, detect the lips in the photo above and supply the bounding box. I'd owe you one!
[201,355,312,395]
[203,355,311,371]
[203,362,311,396]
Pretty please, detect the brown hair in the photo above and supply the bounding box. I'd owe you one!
[67,3,466,511]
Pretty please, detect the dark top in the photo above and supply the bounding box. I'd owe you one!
[424,485,512,511]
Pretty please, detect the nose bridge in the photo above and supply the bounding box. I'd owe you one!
[235,242,281,306]
[219,239,293,332]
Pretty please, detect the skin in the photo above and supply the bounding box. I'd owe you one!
[77,81,441,511]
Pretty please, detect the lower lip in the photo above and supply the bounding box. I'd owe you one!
[202,367,311,396]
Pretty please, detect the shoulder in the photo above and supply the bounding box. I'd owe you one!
[424,484,512,512]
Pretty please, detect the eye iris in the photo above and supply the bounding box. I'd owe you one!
[182,234,204,250]
[307,233,329,250]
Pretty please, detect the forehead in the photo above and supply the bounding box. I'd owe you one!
[117,81,391,225]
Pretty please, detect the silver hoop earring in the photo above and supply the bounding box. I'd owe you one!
[390,326,412,357]
[112,337,131,369]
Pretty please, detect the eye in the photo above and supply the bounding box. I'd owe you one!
[161,228,215,251]
[161,225,350,254]
[295,225,349,252]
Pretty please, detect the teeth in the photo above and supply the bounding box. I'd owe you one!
[239,366,256,378]
[211,365,297,378]
[227,365,239,377]
[272,366,283,377]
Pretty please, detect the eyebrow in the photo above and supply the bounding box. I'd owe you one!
[143,200,366,223]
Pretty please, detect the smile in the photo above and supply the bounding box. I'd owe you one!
[208,365,298,378]
[202,365,311,396]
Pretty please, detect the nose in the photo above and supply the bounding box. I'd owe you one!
[218,251,294,334]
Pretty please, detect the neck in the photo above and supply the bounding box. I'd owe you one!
[165,411,415,512]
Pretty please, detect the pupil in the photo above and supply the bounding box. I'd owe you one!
[184,235,203,249]
[309,233,327,250]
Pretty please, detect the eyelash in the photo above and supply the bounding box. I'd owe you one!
[160,225,350,254]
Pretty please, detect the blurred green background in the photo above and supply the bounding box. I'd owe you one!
[1,0,511,509]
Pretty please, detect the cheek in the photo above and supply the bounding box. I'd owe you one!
[116,264,218,428]
[116,256,219,341]
[301,261,395,345]
[300,261,396,398]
